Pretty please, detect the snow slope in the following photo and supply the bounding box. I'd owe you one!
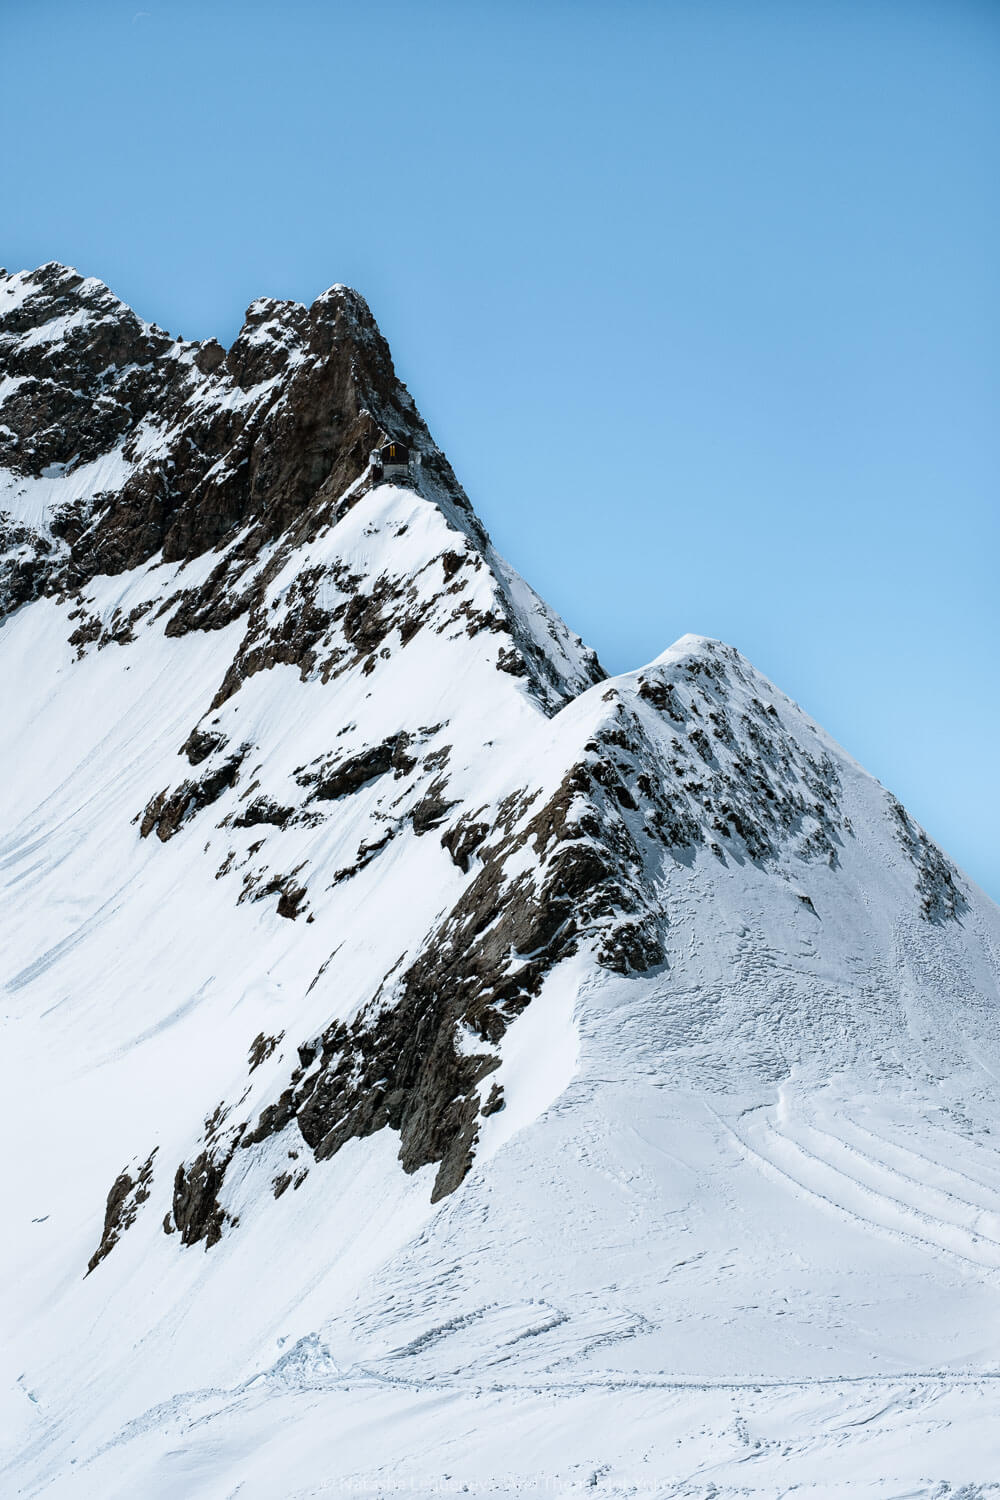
[2,264,1000,1498]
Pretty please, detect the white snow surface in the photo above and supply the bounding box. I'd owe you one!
[1,480,1000,1498]
[0,445,134,530]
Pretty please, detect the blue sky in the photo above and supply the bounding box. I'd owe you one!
[3,0,998,898]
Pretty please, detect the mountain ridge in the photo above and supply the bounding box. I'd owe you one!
[3,262,999,1498]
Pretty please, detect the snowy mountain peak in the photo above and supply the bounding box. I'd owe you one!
[0,263,600,708]
[3,265,999,1497]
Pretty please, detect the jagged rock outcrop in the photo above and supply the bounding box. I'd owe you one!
[1,262,600,713]
[1,262,464,587]
[86,1151,157,1274]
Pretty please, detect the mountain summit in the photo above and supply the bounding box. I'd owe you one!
[3,264,999,1498]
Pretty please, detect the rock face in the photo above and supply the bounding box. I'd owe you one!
[2,262,484,643]
[3,263,999,1498]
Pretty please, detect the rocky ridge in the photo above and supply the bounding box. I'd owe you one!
[1,262,596,711]
[0,263,973,1275]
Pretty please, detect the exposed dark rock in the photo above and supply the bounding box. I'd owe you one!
[172,1141,239,1249]
[277,883,308,920]
[497,644,529,677]
[139,749,247,841]
[194,339,225,375]
[637,676,685,719]
[233,797,294,829]
[248,1032,284,1072]
[65,598,158,657]
[241,1086,298,1149]
[87,1150,156,1273]
[172,1155,222,1248]
[238,864,308,920]
[482,1083,505,1116]
[410,779,456,834]
[330,830,395,884]
[887,795,967,923]
[0,264,177,480]
[67,612,102,659]
[626,654,845,868]
[301,734,416,802]
[181,726,228,766]
[441,815,490,872]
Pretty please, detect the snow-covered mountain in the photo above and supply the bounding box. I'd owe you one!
[3,262,999,1499]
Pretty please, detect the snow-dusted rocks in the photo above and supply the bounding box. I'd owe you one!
[3,265,1000,1498]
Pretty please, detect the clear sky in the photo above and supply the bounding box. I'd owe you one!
[3,0,998,898]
